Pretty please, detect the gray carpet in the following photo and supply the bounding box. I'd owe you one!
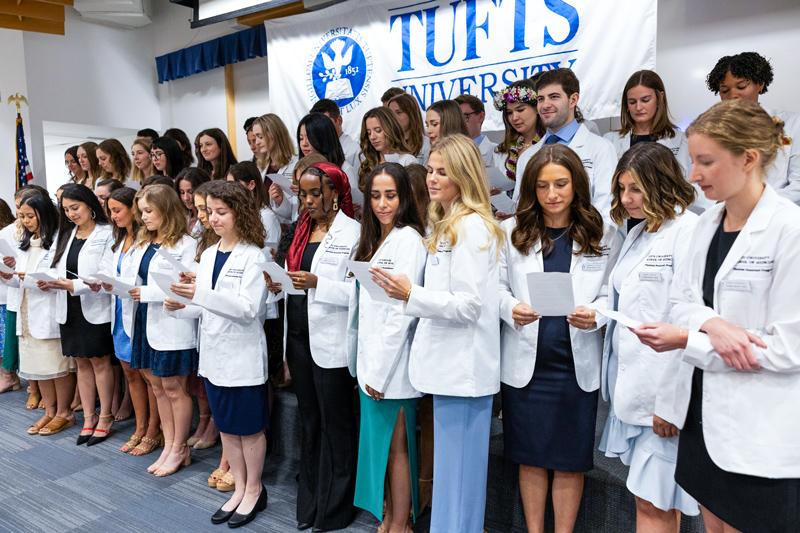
[0,387,378,533]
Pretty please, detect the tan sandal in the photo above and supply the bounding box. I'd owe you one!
[120,434,143,453]
[207,467,225,487]
[27,414,53,435]
[38,416,75,436]
[25,392,41,410]
[130,433,163,456]
[216,471,235,492]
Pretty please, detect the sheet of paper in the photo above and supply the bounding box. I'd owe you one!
[27,271,58,283]
[93,273,135,298]
[155,247,190,274]
[346,260,392,304]
[267,173,295,196]
[526,272,575,316]
[258,261,305,296]
[0,261,13,274]
[150,271,193,305]
[0,239,17,258]
[595,308,643,329]
[487,165,515,192]
[491,193,516,214]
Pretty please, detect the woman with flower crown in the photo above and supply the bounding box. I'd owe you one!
[493,77,546,195]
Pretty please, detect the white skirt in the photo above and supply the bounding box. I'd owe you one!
[599,408,699,516]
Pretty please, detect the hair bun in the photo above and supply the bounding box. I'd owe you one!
[771,115,792,146]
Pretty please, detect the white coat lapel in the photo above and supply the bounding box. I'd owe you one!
[213,242,245,289]
[310,211,343,273]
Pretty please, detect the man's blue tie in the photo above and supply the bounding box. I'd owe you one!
[544,134,561,145]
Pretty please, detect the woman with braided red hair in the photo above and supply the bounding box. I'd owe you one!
[270,162,361,531]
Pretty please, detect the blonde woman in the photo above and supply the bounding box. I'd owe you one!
[358,106,417,192]
[374,134,505,533]
[126,184,198,477]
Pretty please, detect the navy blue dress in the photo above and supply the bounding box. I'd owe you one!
[130,243,198,377]
[676,222,800,532]
[204,250,269,436]
[502,227,598,472]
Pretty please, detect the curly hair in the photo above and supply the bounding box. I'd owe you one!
[610,143,695,232]
[204,180,266,249]
[512,144,604,257]
[706,52,774,95]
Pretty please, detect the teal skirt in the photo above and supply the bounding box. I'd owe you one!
[1,309,18,372]
[354,389,419,523]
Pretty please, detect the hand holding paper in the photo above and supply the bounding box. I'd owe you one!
[150,271,193,305]
[347,260,391,303]
[155,247,190,277]
[595,308,642,329]
[258,262,304,295]
[93,273,136,298]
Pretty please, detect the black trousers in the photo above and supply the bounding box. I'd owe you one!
[286,327,357,530]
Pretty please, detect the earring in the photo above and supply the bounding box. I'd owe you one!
[333,198,339,211]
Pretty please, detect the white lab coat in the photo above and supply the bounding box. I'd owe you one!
[604,129,713,213]
[514,124,617,222]
[0,223,21,309]
[763,107,800,205]
[303,211,361,369]
[476,135,498,169]
[170,242,269,387]
[53,225,114,325]
[405,213,501,397]
[268,155,300,224]
[340,132,361,171]
[5,239,60,339]
[346,226,426,399]
[600,213,698,427]
[125,235,198,351]
[668,185,800,478]
[499,221,622,391]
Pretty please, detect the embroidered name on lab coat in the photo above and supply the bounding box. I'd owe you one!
[732,255,774,273]
[224,268,244,279]
[581,256,606,271]
[638,272,663,282]
[581,158,594,170]
[375,258,395,270]
[644,254,673,268]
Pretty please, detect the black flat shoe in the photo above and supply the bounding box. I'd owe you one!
[227,485,267,529]
[211,506,235,524]
[296,522,312,531]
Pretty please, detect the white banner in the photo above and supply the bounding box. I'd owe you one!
[265,0,657,138]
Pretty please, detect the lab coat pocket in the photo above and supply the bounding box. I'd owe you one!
[718,277,770,330]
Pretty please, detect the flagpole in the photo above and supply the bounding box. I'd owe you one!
[7,93,31,192]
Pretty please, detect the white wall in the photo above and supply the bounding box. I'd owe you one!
[0,29,30,205]
[657,0,800,129]
[9,0,800,196]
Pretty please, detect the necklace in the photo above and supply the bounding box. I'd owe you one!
[548,225,571,241]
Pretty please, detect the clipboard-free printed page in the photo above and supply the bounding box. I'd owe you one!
[257,262,304,296]
[346,260,392,304]
[526,272,575,316]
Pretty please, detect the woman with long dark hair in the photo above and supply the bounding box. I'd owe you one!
[163,128,195,168]
[151,136,187,179]
[46,184,115,446]
[350,162,426,532]
[195,128,238,180]
[3,193,76,435]
[65,146,86,185]
[174,167,211,237]
[498,144,621,532]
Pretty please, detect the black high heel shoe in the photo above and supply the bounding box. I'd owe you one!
[227,485,267,529]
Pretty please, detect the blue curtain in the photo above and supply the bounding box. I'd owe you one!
[155,25,267,83]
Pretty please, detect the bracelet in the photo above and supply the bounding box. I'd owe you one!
[404,286,412,302]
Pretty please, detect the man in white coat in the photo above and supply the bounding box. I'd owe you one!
[456,94,497,167]
[513,68,617,222]
[310,98,361,171]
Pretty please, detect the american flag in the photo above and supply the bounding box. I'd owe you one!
[15,112,33,191]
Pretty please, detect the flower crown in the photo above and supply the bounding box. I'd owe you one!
[492,85,537,111]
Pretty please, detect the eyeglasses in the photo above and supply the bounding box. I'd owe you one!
[462,111,480,120]
[150,151,165,160]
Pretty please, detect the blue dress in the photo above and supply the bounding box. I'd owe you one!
[112,249,132,364]
[502,227,598,472]
[204,250,268,436]
[130,243,198,377]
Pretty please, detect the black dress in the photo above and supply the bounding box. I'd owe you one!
[59,237,114,357]
[502,227,598,472]
[285,241,357,530]
[675,222,800,532]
